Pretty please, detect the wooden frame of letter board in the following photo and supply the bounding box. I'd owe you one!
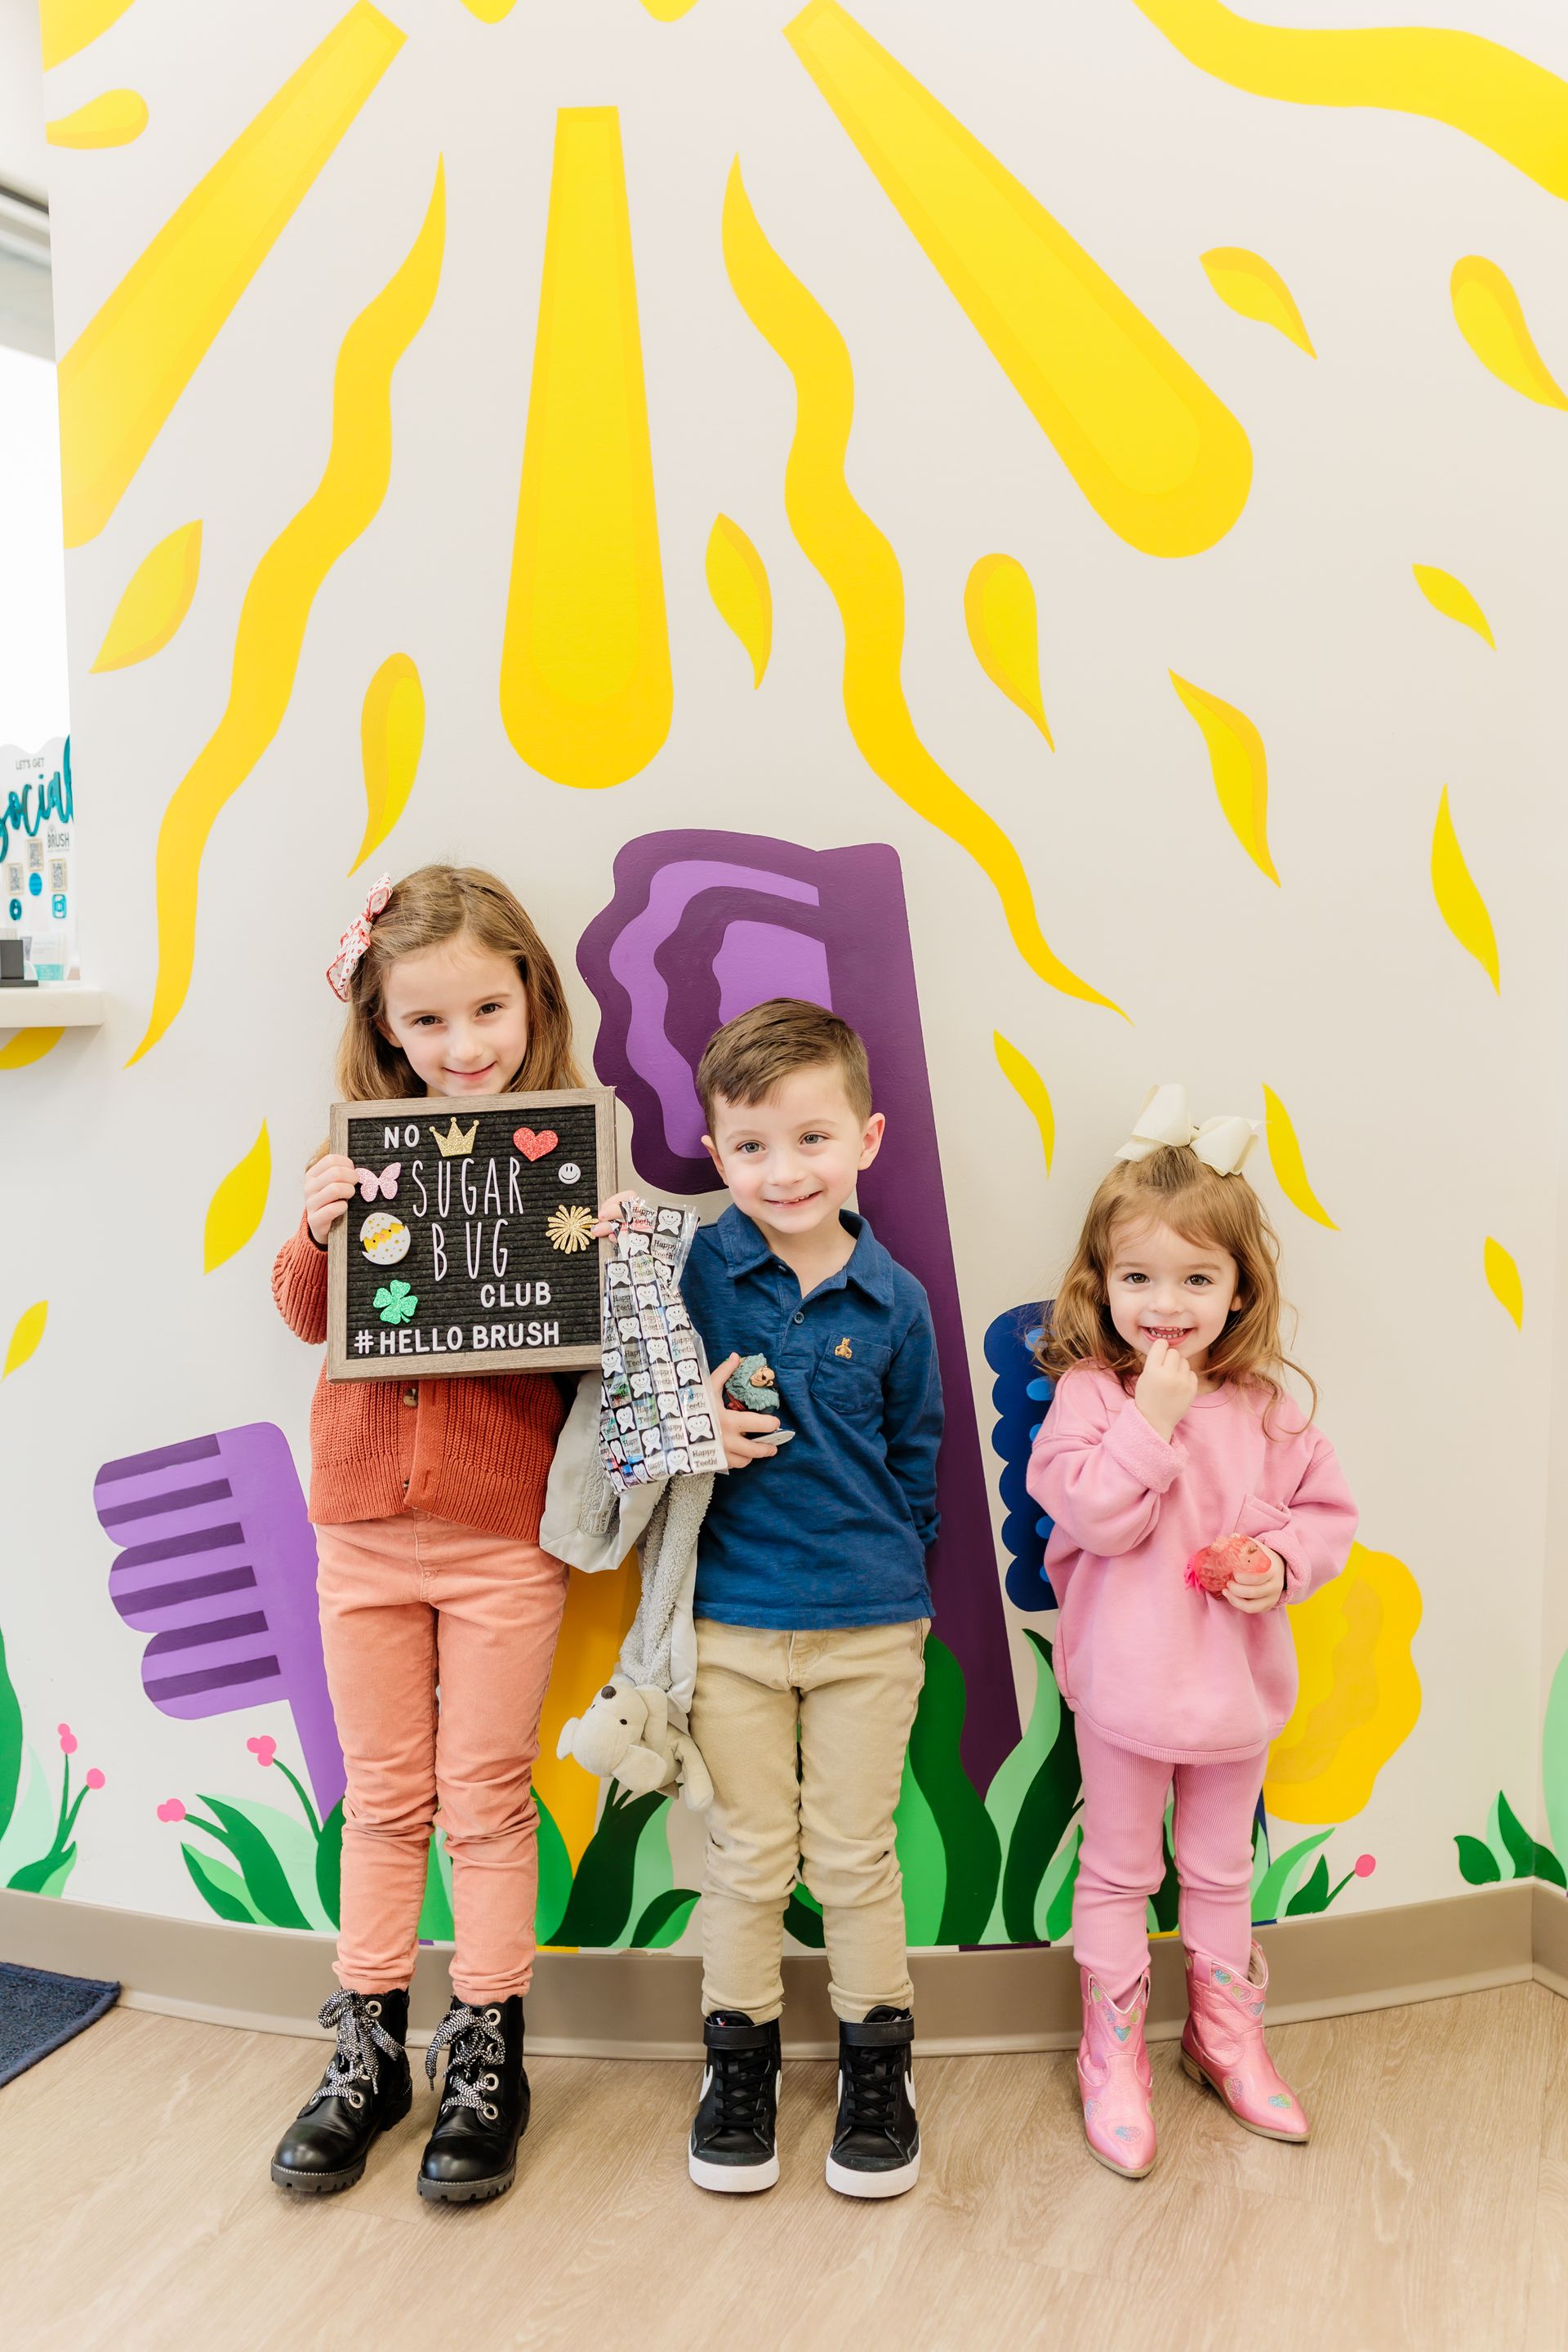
[326,1087,617,1381]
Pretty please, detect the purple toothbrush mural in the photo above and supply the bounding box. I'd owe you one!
[96,1424,344,1817]
[578,831,1018,1789]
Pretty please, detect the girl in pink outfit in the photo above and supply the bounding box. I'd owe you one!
[1027,1087,1357,2178]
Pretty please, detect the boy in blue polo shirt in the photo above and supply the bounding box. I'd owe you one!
[608,998,941,2199]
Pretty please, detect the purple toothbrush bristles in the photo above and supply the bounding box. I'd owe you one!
[96,1423,344,1817]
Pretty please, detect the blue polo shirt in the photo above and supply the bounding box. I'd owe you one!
[679,1205,942,1630]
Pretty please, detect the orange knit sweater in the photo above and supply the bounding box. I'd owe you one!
[271,1215,568,1542]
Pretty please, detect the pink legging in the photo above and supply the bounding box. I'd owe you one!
[1072,1720,1266,2002]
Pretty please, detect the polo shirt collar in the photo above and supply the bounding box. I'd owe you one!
[715,1203,894,1306]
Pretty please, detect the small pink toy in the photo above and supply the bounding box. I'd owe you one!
[1185,1535,1267,1594]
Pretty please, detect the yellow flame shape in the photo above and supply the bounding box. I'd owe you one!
[353,653,425,874]
[91,520,203,671]
[706,516,773,688]
[724,163,1121,1018]
[2,1302,47,1382]
[1451,256,1567,410]
[1265,1542,1422,1825]
[56,4,403,548]
[1130,1,1568,201]
[40,0,136,71]
[535,1554,641,1878]
[129,167,445,1067]
[786,2,1251,558]
[994,1033,1054,1173]
[1431,786,1500,993]
[501,109,671,791]
[47,89,148,149]
[0,1031,64,1071]
[203,1123,271,1274]
[1412,564,1494,648]
[1200,246,1314,355]
[1484,1237,1523,1330]
[965,556,1052,747]
[1169,671,1276,883]
[1262,1085,1335,1229]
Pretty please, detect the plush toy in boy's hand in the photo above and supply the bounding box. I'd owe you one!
[1185,1534,1270,1593]
[555,1673,714,1811]
[724,1353,779,1414]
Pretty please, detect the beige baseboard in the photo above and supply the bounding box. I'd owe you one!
[1,1880,1554,2057]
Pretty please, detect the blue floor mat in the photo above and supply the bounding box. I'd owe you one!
[0,1962,119,2087]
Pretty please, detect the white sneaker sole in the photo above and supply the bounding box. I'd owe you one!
[825,2148,920,2198]
[688,2146,779,2193]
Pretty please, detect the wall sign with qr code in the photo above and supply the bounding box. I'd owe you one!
[326,1087,617,1379]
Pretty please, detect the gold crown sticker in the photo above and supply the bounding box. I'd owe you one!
[431,1117,478,1159]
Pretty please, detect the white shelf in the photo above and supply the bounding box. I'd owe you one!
[0,984,105,1028]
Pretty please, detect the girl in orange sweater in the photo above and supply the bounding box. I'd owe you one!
[268,865,577,2207]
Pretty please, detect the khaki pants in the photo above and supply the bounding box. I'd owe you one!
[690,1616,928,2025]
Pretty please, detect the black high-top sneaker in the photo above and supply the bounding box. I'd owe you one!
[270,1988,412,2194]
[688,2011,782,2192]
[417,1994,528,2203]
[826,2006,920,2198]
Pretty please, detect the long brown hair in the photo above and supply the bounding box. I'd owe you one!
[1038,1145,1316,1421]
[332,864,581,1103]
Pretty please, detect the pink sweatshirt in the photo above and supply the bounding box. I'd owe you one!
[1026,1366,1357,1766]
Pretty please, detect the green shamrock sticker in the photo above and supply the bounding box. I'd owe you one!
[375,1280,418,1325]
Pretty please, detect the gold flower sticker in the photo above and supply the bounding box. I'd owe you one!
[546,1203,595,1254]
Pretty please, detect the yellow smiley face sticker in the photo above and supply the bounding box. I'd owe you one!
[361,1210,411,1267]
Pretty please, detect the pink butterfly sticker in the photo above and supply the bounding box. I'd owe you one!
[354,1163,400,1201]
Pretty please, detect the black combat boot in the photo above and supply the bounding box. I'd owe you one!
[688,2011,781,2192]
[417,1994,528,2203]
[270,1988,412,2194]
[826,2006,920,2198]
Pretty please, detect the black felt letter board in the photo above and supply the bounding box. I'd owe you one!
[327,1088,617,1379]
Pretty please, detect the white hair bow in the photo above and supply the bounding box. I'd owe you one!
[1116,1084,1260,1177]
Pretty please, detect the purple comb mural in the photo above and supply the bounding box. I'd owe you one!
[96,1424,344,1815]
[579,831,1018,1788]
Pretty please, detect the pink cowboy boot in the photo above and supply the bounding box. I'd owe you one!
[1181,1942,1309,2142]
[1076,1968,1156,2178]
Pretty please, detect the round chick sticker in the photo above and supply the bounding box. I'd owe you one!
[360,1209,412,1267]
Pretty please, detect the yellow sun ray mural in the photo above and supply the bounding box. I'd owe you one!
[1169,671,1276,883]
[203,1124,271,1274]
[965,556,1052,746]
[501,108,671,791]
[91,520,203,672]
[535,1555,641,1880]
[46,89,148,149]
[1450,256,1568,410]
[2,1302,48,1382]
[1129,0,1568,202]
[993,1033,1054,1173]
[706,517,773,688]
[1431,786,1500,993]
[785,1,1252,557]
[40,0,137,73]
[1200,246,1314,355]
[723,161,1122,1018]
[0,1031,64,1071]
[353,654,425,874]
[1483,1238,1523,1330]
[129,166,447,1067]
[1412,564,1494,648]
[1265,1542,1422,1825]
[1262,1085,1336,1229]
[56,3,404,548]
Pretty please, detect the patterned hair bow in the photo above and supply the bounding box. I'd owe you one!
[326,875,393,1000]
[1115,1083,1260,1177]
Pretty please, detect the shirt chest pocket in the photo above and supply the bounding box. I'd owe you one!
[810,1340,889,1426]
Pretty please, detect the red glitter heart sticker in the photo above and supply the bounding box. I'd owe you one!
[513,1128,557,1161]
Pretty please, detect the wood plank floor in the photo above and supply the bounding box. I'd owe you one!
[1,1982,1563,2352]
